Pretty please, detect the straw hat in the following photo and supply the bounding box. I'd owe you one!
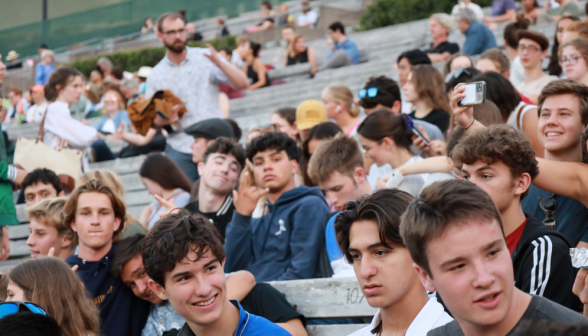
[6,50,19,62]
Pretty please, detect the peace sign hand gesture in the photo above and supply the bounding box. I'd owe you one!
[233,172,269,217]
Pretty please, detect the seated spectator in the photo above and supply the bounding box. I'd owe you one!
[452,0,485,22]
[337,189,453,335]
[561,19,588,44]
[358,111,428,196]
[405,65,452,134]
[246,1,275,33]
[90,66,105,94]
[426,14,460,63]
[271,107,300,141]
[296,99,327,141]
[320,22,359,70]
[277,3,293,26]
[114,125,167,159]
[142,212,292,335]
[185,23,203,42]
[281,25,296,45]
[139,153,192,230]
[141,17,153,34]
[308,134,373,277]
[225,132,330,281]
[239,41,270,90]
[216,19,230,38]
[65,180,151,336]
[549,16,580,77]
[443,52,473,76]
[444,66,481,97]
[113,234,307,336]
[520,0,543,24]
[35,49,54,86]
[395,49,432,113]
[26,85,48,123]
[403,180,588,336]
[286,35,318,76]
[452,124,582,311]
[97,56,113,79]
[538,0,581,24]
[183,137,245,238]
[44,67,115,162]
[184,118,235,169]
[504,15,531,87]
[94,90,130,136]
[78,169,147,239]
[476,48,511,79]
[0,312,62,336]
[485,0,516,26]
[522,80,588,248]
[6,257,101,336]
[456,8,497,56]
[322,83,361,136]
[7,87,24,122]
[559,38,588,86]
[297,1,318,27]
[20,168,64,207]
[26,198,73,260]
[301,122,342,187]
[119,78,140,104]
[516,30,558,103]
[473,72,543,154]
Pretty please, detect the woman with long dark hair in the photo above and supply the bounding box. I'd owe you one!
[139,153,192,230]
[239,41,270,90]
[549,15,581,77]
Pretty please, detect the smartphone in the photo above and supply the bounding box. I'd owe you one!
[458,81,486,107]
[412,127,430,147]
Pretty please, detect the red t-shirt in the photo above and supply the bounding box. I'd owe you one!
[506,220,527,255]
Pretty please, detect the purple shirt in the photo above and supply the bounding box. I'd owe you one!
[492,0,515,16]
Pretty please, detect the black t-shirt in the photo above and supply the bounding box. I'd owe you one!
[409,110,451,134]
[240,283,306,325]
[184,194,234,239]
[424,41,460,55]
[428,295,588,336]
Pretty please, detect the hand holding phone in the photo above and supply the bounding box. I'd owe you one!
[457,81,486,107]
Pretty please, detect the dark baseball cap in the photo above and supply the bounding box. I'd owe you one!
[184,118,234,140]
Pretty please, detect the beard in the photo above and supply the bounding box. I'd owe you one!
[164,38,187,54]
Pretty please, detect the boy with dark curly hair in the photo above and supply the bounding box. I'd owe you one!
[451,124,581,311]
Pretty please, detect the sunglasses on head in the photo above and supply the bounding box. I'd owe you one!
[358,88,394,99]
[445,67,471,84]
[539,194,556,229]
[0,301,47,319]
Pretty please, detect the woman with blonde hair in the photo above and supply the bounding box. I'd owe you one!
[286,34,318,76]
[94,89,130,136]
[321,83,362,136]
[404,64,452,134]
[5,257,100,336]
[559,37,588,86]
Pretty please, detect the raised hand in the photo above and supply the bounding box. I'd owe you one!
[48,247,78,271]
[155,194,179,219]
[412,125,431,153]
[573,268,588,317]
[233,172,269,216]
[204,44,222,67]
[451,84,475,129]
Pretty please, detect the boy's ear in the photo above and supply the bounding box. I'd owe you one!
[149,279,169,301]
[414,263,437,293]
[290,159,299,176]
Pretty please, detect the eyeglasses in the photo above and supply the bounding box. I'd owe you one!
[445,67,471,84]
[539,194,556,228]
[358,88,394,99]
[517,44,541,53]
[559,56,581,65]
[0,301,47,319]
[162,29,186,37]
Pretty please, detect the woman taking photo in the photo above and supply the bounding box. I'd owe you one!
[358,111,427,197]
[286,35,318,76]
[44,67,114,162]
[239,41,270,90]
[139,153,192,230]
[321,83,362,137]
[94,90,130,136]
[560,38,588,86]
[5,257,100,336]
[404,64,452,134]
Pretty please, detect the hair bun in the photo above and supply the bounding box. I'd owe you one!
[515,13,530,30]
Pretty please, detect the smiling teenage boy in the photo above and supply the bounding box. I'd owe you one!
[401,179,587,336]
[336,189,453,336]
[451,124,581,311]
[142,210,292,336]
[65,180,150,336]
[26,197,74,260]
[225,132,330,281]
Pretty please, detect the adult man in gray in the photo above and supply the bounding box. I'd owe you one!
[146,12,249,181]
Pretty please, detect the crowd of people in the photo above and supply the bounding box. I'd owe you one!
[5,1,588,336]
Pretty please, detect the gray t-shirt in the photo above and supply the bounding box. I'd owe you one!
[428,295,588,336]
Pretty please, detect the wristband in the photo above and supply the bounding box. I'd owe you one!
[463,118,475,131]
[386,169,405,189]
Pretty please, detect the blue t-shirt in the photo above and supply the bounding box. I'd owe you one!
[330,39,359,65]
[492,0,516,16]
[463,22,498,56]
[522,185,588,246]
[326,212,342,262]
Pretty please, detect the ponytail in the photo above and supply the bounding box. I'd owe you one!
[357,110,413,151]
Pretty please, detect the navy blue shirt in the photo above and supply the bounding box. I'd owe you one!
[522,185,588,246]
[463,22,497,56]
[66,245,151,336]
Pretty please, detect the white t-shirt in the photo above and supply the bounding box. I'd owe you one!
[451,2,485,22]
[367,156,428,197]
[26,101,48,123]
[43,101,98,150]
[509,56,525,88]
[348,296,453,336]
[507,101,537,131]
[101,118,116,134]
[297,11,318,26]
[516,75,558,99]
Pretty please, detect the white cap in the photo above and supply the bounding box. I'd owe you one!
[137,66,153,78]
